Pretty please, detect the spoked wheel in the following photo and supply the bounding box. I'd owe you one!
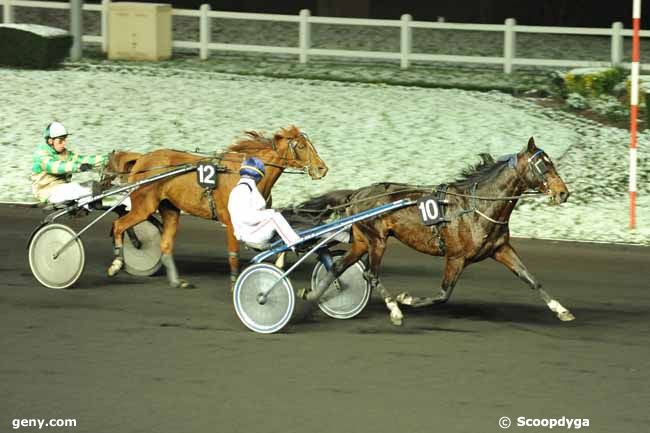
[123,217,163,277]
[233,263,295,334]
[28,223,85,289]
[311,250,370,319]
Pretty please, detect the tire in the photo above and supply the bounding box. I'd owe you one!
[123,218,163,277]
[311,250,370,319]
[28,223,85,289]
[233,263,295,334]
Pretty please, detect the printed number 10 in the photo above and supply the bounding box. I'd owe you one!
[418,199,439,221]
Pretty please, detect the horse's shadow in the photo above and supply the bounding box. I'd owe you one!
[353,297,650,331]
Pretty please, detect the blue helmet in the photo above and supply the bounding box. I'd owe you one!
[239,157,266,182]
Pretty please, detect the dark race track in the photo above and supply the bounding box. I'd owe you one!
[1,205,649,433]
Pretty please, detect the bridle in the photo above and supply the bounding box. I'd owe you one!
[525,149,551,193]
[271,132,318,175]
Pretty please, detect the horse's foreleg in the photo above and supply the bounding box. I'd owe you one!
[225,225,240,291]
[493,243,575,321]
[159,205,194,289]
[397,256,465,307]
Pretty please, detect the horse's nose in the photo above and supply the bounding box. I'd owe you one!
[559,191,570,203]
[312,164,328,179]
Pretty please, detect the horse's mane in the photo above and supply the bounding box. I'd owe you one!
[227,126,301,153]
[228,131,275,152]
[452,153,509,188]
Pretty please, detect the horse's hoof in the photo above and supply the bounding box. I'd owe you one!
[390,311,403,326]
[179,280,196,290]
[558,311,575,321]
[170,280,195,289]
[107,259,123,277]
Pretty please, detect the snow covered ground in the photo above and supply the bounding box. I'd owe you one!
[1,65,648,245]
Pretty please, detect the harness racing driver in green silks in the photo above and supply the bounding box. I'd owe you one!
[31,121,108,204]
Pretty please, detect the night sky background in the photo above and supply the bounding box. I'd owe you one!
[126,0,642,28]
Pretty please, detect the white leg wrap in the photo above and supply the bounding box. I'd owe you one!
[385,299,403,326]
[107,257,123,277]
[396,292,414,306]
[547,299,575,321]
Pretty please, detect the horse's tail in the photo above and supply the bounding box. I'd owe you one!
[282,189,355,227]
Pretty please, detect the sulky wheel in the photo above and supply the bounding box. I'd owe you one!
[311,250,370,319]
[233,263,295,334]
[123,217,163,277]
[28,223,85,289]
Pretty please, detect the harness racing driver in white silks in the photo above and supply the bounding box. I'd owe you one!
[228,157,301,249]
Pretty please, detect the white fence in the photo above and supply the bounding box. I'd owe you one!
[3,0,650,72]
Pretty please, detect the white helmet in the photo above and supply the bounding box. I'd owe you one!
[44,121,68,140]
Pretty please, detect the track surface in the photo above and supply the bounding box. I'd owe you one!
[1,205,649,433]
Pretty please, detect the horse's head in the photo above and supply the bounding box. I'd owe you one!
[102,150,142,185]
[274,125,328,180]
[519,137,569,204]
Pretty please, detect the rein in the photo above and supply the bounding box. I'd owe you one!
[285,186,542,215]
[104,147,308,178]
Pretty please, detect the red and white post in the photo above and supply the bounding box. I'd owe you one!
[630,0,641,229]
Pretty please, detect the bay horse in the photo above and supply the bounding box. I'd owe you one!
[107,126,328,288]
[292,137,573,325]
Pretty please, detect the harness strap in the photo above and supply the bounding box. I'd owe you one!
[431,184,448,255]
[203,188,218,220]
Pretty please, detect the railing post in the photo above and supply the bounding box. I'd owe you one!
[101,0,110,53]
[299,9,310,64]
[200,3,211,60]
[503,17,516,74]
[3,0,14,24]
[400,13,412,69]
[69,0,83,60]
[611,21,624,66]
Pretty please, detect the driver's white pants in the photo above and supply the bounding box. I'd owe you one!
[47,183,91,204]
[243,212,301,247]
[47,183,132,210]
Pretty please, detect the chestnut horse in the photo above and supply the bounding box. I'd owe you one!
[101,150,143,187]
[107,126,328,288]
[292,138,573,325]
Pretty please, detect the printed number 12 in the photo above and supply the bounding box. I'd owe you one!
[199,165,215,184]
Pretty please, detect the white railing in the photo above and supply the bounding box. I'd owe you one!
[3,0,650,73]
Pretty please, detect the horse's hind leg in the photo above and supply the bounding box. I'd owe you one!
[364,237,405,326]
[396,256,465,308]
[108,195,157,277]
[111,204,142,249]
[492,243,575,321]
[158,203,194,289]
[301,233,368,302]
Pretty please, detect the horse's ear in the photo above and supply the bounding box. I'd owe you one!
[285,124,299,137]
[527,137,537,152]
